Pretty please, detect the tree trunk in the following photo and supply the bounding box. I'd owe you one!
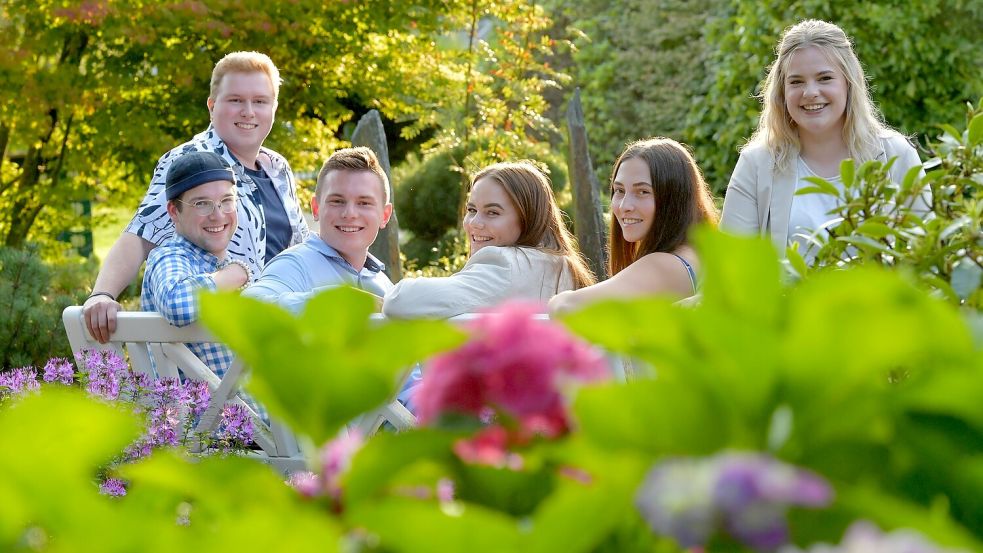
[351,109,402,282]
[566,88,608,280]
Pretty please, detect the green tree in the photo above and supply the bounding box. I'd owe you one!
[0,0,564,250]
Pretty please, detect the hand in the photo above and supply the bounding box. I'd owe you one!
[83,294,121,343]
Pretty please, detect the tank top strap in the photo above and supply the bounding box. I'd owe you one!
[670,253,698,294]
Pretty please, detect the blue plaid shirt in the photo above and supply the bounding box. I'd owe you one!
[141,235,267,422]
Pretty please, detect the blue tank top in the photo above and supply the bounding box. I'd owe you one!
[243,165,290,263]
[671,253,698,294]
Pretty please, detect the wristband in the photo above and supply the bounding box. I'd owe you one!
[87,291,117,302]
[221,259,253,290]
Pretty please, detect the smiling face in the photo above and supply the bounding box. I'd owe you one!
[463,177,523,256]
[311,170,392,270]
[206,71,276,166]
[168,180,238,257]
[611,156,656,244]
[783,46,848,143]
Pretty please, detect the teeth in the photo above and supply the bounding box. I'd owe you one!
[337,226,361,233]
[802,104,826,111]
[235,122,258,129]
[472,236,492,242]
[621,218,642,224]
[204,226,225,233]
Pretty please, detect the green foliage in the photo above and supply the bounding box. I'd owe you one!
[3,230,982,551]
[198,286,467,445]
[686,0,983,191]
[0,244,92,369]
[561,228,983,548]
[555,0,727,184]
[0,1,568,250]
[793,102,983,308]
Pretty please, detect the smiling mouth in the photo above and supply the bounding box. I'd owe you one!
[801,103,828,112]
[235,122,259,129]
[620,218,643,225]
[337,226,363,233]
[204,224,228,234]
[471,235,493,243]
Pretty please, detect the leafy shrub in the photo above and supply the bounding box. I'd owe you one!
[556,0,727,184]
[0,244,92,369]
[791,102,983,308]
[687,0,983,191]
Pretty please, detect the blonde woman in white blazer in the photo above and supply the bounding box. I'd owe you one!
[720,20,922,255]
[383,161,596,319]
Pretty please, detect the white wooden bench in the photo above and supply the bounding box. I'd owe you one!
[62,306,416,474]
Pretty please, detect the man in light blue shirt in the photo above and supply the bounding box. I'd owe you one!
[244,147,394,312]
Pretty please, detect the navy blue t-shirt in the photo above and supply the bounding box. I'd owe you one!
[243,165,290,264]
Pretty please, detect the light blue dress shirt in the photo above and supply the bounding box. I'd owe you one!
[243,235,394,313]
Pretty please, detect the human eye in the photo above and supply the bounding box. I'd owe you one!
[466,206,477,214]
[612,187,625,196]
[193,200,212,210]
[220,198,236,211]
[328,198,344,206]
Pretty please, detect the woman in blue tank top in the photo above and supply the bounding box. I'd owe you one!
[549,137,718,315]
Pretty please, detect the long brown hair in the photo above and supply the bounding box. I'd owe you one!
[471,161,597,288]
[607,138,718,275]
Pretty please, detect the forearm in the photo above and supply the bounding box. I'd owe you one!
[91,233,155,297]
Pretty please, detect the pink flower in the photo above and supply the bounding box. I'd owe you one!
[321,431,363,500]
[415,301,609,457]
[287,471,322,498]
[453,425,523,470]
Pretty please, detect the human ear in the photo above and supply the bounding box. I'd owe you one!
[380,203,393,228]
[310,195,319,220]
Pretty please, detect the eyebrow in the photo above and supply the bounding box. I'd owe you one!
[186,193,235,202]
[469,202,507,209]
[787,69,836,79]
[612,180,653,188]
[327,193,378,201]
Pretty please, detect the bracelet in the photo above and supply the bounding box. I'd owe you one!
[221,259,253,291]
[87,291,117,302]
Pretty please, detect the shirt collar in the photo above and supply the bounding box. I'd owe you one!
[172,234,224,268]
[308,235,386,273]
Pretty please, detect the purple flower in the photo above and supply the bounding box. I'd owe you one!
[217,404,254,445]
[636,452,833,551]
[151,377,189,406]
[184,380,211,418]
[123,440,154,462]
[42,358,75,385]
[147,405,180,447]
[0,367,41,394]
[99,478,127,497]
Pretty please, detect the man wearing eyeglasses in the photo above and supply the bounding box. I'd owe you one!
[140,151,253,381]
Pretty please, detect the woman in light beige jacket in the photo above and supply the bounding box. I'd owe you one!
[720,19,922,256]
[383,161,595,319]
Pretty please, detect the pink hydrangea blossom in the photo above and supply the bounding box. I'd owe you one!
[321,430,363,500]
[415,302,609,466]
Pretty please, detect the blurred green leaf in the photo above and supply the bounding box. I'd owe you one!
[0,388,144,551]
[840,158,856,188]
[200,287,466,444]
[121,452,341,552]
[966,113,982,146]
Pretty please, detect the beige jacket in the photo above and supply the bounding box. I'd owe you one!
[720,132,922,251]
[382,246,574,319]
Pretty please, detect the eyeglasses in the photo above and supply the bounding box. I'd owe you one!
[177,197,237,216]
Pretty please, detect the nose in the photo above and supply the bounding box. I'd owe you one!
[341,202,357,218]
[242,101,255,117]
[803,80,819,98]
[618,194,634,213]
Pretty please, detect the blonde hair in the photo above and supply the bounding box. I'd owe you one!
[471,161,597,289]
[210,51,282,101]
[746,19,890,172]
[608,138,718,276]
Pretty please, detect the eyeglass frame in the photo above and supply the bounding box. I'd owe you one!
[174,195,238,216]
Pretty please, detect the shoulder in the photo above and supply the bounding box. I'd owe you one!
[737,141,773,165]
[878,130,918,155]
[466,246,514,267]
